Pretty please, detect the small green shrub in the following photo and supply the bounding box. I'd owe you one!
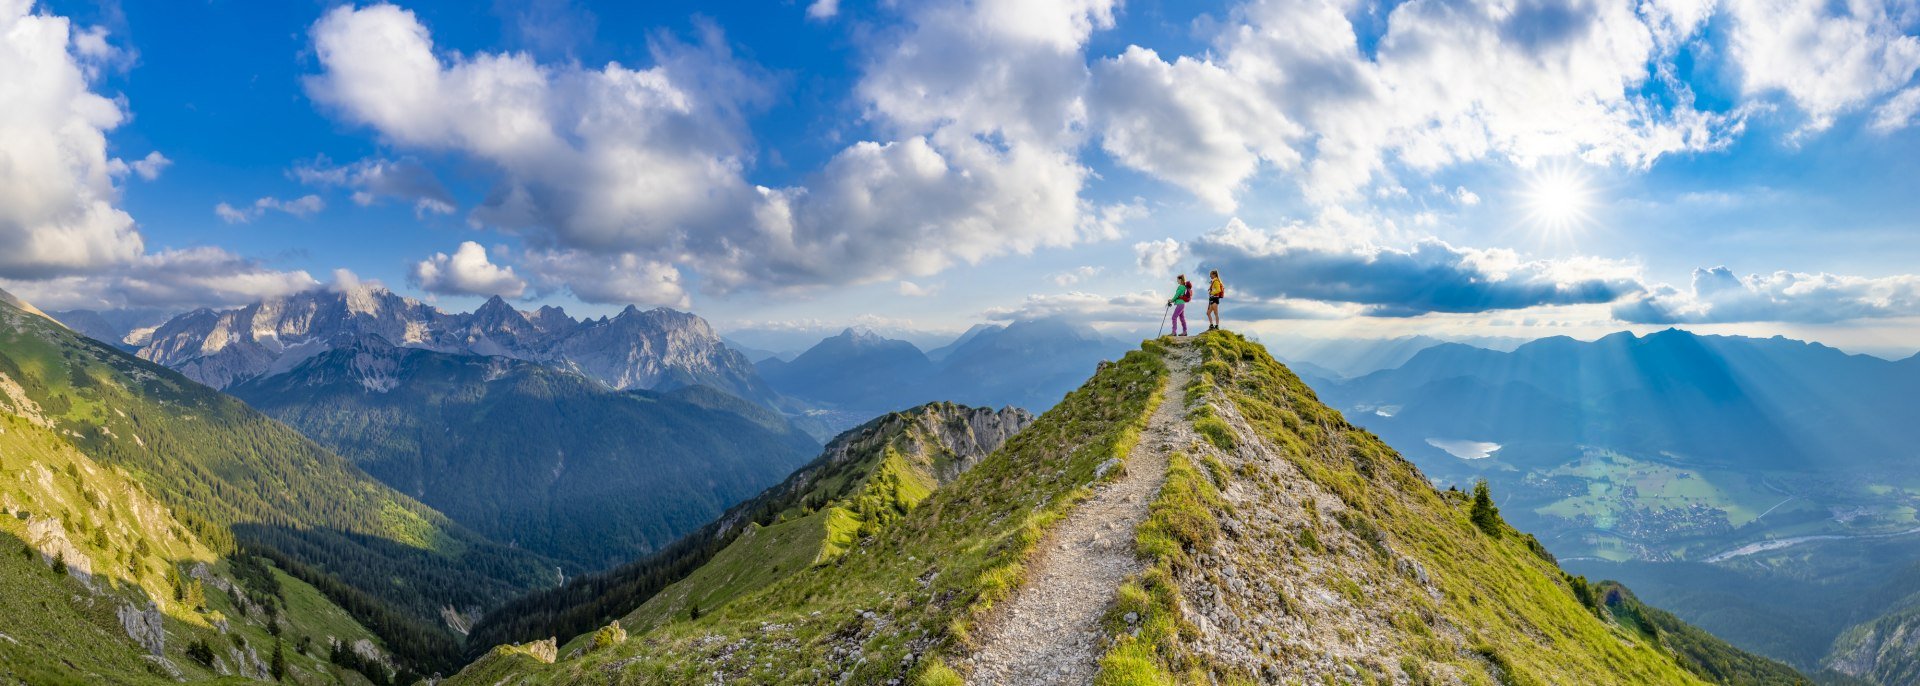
[1470,479,1502,538]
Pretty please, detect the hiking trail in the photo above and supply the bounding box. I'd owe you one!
[963,338,1198,685]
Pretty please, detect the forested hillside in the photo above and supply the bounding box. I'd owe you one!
[228,337,821,571]
[0,298,555,675]
[0,412,395,684]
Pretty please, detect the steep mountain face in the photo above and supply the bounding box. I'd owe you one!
[461,401,1031,659]
[134,289,776,405]
[0,413,395,684]
[450,334,1784,685]
[0,298,556,674]
[227,337,821,571]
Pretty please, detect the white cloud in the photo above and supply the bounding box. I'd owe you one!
[1091,0,1746,206]
[0,2,313,312]
[292,156,456,216]
[306,2,1120,297]
[896,280,938,297]
[520,248,689,309]
[213,195,326,224]
[806,0,839,20]
[0,247,320,310]
[1134,238,1185,275]
[1615,266,1920,323]
[1724,0,1920,133]
[108,151,171,181]
[1871,86,1920,133]
[1050,265,1102,286]
[410,241,528,297]
[0,1,145,278]
[1453,186,1481,206]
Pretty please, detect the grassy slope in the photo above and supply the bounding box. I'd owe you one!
[0,302,554,671]
[1094,332,1799,685]
[462,402,1027,658]
[0,413,381,685]
[611,434,952,640]
[450,344,1170,684]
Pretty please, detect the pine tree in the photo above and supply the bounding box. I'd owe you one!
[270,638,287,681]
[1470,479,1502,537]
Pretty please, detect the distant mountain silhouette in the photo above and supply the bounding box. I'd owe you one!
[759,320,1132,418]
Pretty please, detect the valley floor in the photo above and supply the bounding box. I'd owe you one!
[962,341,1195,684]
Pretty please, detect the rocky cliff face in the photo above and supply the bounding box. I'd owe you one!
[134,288,775,403]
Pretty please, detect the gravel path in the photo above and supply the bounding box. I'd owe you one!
[965,340,1197,685]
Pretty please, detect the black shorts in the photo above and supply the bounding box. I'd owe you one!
[1208,296,1221,304]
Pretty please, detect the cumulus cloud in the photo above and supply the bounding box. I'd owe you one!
[304,1,1119,299]
[108,151,171,181]
[1614,266,1920,323]
[805,0,838,20]
[520,248,689,309]
[410,241,528,297]
[1050,266,1102,286]
[292,156,456,216]
[1188,217,1644,315]
[1090,0,1748,206]
[0,247,321,310]
[214,195,326,224]
[1134,238,1185,275]
[0,2,145,278]
[1725,0,1920,133]
[0,2,314,312]
[896,280,939,297]
[1871,86,1920,133]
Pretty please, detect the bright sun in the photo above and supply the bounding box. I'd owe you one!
[1523,169,1593,231]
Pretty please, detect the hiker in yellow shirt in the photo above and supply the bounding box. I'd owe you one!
[1206,270,1225,331]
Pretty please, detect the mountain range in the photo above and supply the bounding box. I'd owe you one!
[227,335,822,572]
[758,320,1133,421]
[132,289,778,407]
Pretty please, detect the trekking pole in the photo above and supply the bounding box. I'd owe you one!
[1157,302,1170,338]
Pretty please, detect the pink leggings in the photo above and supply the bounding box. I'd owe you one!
[1171,303,1188,334]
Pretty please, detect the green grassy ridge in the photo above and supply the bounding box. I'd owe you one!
[0,302,556,673]
[0,413,383,684]
[461,401,1026,658]
[1126,331,1797,684]
[1592,582,1807,685]
[446,343,1169,684]
[228,341,821,572]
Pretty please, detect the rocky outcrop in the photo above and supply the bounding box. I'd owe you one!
[26,515,93,584]
[118,601,166,656]
[135,288,775,403]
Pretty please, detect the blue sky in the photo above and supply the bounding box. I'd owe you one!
[3,0,1919,354]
